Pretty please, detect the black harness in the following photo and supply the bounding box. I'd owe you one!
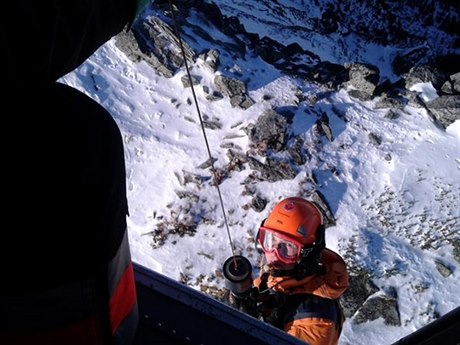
[264,292,344,334]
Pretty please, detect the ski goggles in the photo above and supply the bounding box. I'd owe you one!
[257,227,304,264]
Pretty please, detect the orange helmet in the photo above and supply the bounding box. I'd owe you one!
[263,197,323,246]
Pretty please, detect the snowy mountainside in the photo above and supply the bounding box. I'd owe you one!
[216,0,459,81]
[62,1,460,344]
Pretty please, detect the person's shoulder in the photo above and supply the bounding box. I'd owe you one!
[321,248,346,264]
[321,248,348,276]
[321,248,349,293]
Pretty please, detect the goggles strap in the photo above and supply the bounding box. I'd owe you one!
[255,229,263,254]
[299,225,326,259]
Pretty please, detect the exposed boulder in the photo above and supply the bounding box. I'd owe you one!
[425,95,460,129]
[345,63,380,101]
[402,65,451,91]
[115,15,196,77]
[244,109,289,154]
[354,292,401,326]
[245,156,297,183]
[341,270,379,318]
[213,75,255,109]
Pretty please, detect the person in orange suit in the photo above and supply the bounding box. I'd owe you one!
[228,197,349,345]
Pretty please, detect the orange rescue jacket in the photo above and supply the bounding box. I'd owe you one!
[253,248,349,345]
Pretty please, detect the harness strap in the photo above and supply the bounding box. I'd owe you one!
[277,294,344,332]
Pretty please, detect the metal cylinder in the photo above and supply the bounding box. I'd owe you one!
[223,255,253,296]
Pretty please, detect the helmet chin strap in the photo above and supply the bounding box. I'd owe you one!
[268,253,326,278]
[294,253,326,278]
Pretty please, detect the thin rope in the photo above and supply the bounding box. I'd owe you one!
[166,0,237,263]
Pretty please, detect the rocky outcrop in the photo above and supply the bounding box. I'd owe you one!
[116,1,458,129]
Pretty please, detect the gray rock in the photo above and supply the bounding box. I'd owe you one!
[341,270,379,318]
[435,260,453,278]
[245,109,288,154]
[214,75,255,109]
[354,294,401,326]
[425,95,460,129]
[345,63,380,100]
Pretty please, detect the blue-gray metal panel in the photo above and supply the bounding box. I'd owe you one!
[392,306,460,345]
[133,262,307,345]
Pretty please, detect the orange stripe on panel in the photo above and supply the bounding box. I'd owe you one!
[109,262,137,334]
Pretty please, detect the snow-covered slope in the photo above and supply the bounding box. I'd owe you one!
[61,1,460,344]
